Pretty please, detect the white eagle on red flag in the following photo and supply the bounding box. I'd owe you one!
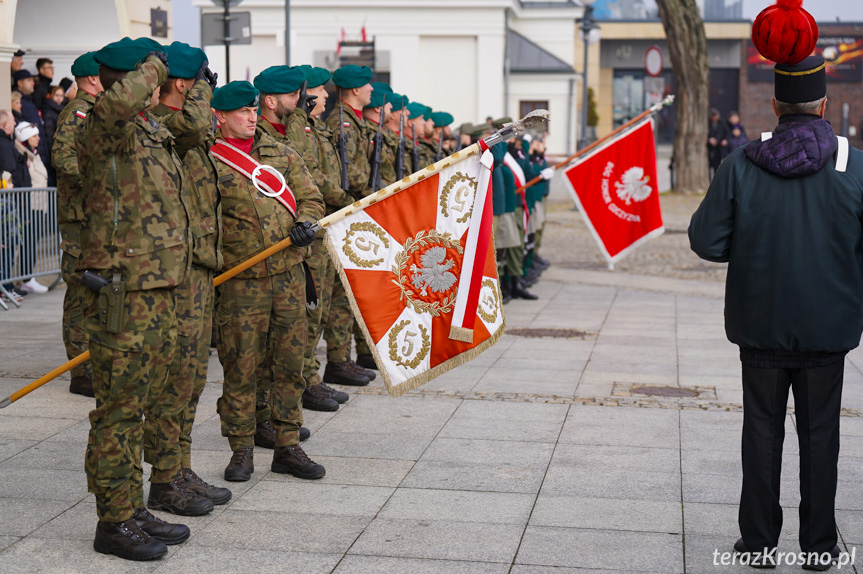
[324,149,504,397]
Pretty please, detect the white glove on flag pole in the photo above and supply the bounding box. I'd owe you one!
[321,111,549,397]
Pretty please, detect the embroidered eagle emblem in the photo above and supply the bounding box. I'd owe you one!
[409,246,457,296]
[614,166,653,205]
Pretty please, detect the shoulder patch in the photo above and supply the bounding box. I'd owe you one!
[75,111,86,119]
[305,126,311,132]
[343,122,350,128]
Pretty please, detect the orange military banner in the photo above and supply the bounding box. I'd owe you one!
[325,148,504,397]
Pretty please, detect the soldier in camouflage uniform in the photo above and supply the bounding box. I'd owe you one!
[76,38,193,562]
[251,66,335,424]
[363,82,395,188]
[210,81,326,482]
[384,92,411,180]
[146,41,231,508]
[428,111,454,163]
[285,65,354,411]
[51,51,102,398]
[405,102,431,170]
[416,104,438,168]
[322,65,377,386]
[251,66,322,433]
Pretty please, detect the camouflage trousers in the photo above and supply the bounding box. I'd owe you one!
[80,286,177,522]
[61,253,91,379]
[303,237,333,386]
[143,266,213,473]
[323,251,353,363]
[217,264,306,450]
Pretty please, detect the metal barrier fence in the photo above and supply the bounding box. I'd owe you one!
[0,187,61,310]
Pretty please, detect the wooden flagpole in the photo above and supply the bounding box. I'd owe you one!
[515,95,674,195]
[0,122,536,407]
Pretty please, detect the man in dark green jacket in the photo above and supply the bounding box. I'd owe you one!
[689,54,863,570]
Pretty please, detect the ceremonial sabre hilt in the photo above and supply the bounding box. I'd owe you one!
[483,109,551,147]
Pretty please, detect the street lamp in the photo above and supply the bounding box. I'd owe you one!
[578,0,600,150]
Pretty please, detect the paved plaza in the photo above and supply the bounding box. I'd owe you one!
[1,188,863,573]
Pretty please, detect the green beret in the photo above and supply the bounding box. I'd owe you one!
[332,65,373,89]
[211,81,260,111]
[95,37,165,72]
[371,82,393,95]
[388,93,407,111]
[430,111,454,128]
[293,65,331,89]
[71,51,99,78]
[492,117,513,129]
[254,65,305,94]
[468,123,492,137]
[405,102,427,120]
[165,41,207,79]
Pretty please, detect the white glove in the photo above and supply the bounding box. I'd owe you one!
[540,167,555,180]
[523,134,533,143]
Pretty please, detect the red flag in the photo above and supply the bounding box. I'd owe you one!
[563,120,664,264]
[325,149,504,397]
[361,24,368,43]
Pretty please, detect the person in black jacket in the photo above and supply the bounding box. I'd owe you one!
[707,108,727,181]
[41,85,66,156]
[0,109,31,188]
[689,53,863,570]
[31,58,54,112]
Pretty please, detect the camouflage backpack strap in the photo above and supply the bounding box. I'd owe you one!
[210,139,297,218]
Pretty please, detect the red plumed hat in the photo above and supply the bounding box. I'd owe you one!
[752,0,818,65]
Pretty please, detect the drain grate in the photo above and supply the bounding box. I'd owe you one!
[612,382,717,400]
[506,328,596,339]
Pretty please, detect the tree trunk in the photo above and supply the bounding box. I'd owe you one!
[656,0,710,194]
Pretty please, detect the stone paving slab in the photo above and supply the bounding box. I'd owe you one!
[3,258,863,573]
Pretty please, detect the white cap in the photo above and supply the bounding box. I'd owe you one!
[14,122,38,143]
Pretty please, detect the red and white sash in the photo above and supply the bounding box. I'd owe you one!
[210,139,297,218]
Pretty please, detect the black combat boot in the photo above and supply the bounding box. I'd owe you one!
[323,361,371,386]
[254,420,276,448]
[256,421,308,447]
[501,278,513,304]
[93,518,167,561]
[302,384,339,412]
[181,468,232,505]
[346,359,376,381]
[319,382,349,404]
[355,353,377,370]
[511,277,539,300]
[147,479,214,516]
[132,506,190,545]
[271,444,326,479]
[224,447,254,482]
[69,375,94,397]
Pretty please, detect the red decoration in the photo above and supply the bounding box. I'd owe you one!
[752,0,818,65]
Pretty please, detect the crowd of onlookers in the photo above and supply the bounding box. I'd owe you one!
[1,49,74,305]
[707,108,749,180]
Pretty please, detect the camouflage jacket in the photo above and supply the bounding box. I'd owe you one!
[377,127,399,187]
[150,81,222,270]
[283,108,353,217]
[75,55,191,291]
[418,138,438,170]
[325,101,370,199]
[212,125,323,278]
[52,89,96,258]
